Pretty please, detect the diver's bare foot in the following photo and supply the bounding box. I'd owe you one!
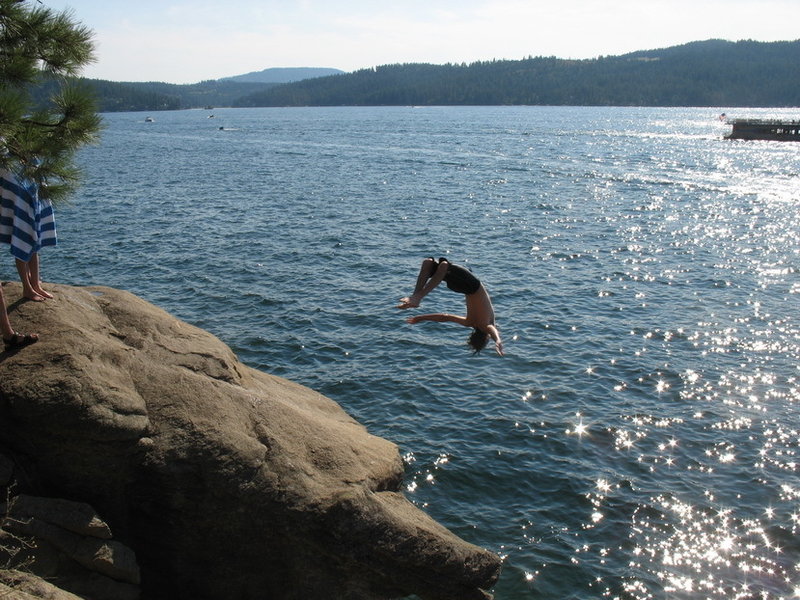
[23,291,46,302]
[396,296,420,309]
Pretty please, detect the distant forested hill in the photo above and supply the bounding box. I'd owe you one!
[41,39,799,112]
[29,78,279,112]
[222,67,344,83]
[69,68,340,112]
[233,40,800,108]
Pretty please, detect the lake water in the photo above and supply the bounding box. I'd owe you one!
[42,106,800,599]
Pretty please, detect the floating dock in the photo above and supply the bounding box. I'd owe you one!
[725,119,800,141]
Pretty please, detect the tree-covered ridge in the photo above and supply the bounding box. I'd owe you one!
[31,79,280,113]
[222,67,344,84]
[95,79,281,112]
[234,39,800,108]
[50,39,800,112]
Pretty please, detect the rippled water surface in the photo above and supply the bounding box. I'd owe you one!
[43,106,800,598]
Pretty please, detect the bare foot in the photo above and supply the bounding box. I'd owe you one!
[33,286,53,299]
[396,296,420,309]
[23,292,46,302]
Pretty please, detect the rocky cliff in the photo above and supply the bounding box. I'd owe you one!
[0,282,501,600]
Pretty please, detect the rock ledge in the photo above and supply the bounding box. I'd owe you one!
[0,282,500,599]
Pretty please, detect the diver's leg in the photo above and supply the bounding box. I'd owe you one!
[398,258,447,308]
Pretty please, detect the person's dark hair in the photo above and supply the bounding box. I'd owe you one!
[468,328,489,354]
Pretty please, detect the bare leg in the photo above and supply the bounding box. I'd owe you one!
[16,258,44,301]
[398,258,437,308]
[27,253,53,299]
[0,284,38,347]
[0,286,13,339]
[397,258,448,309]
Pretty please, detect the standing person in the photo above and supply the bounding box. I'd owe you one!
[0,284,38,350]
[0,167,56,301]
[397,257,504,355]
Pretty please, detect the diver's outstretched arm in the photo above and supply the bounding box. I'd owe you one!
[406,313,468,326]
[487,324,504,356]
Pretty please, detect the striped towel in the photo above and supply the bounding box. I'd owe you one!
[0,168,57,262]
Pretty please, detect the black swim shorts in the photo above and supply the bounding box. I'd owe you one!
[436,258,481,295]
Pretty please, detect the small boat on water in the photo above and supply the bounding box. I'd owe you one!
[144,116,154,123]
[725,118,800,141]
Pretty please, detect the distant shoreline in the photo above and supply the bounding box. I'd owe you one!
[46,39,799,113]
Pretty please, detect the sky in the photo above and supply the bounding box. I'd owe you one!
[45,0,800,84]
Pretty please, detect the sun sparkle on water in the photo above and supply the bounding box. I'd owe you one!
[54,106,800,600]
